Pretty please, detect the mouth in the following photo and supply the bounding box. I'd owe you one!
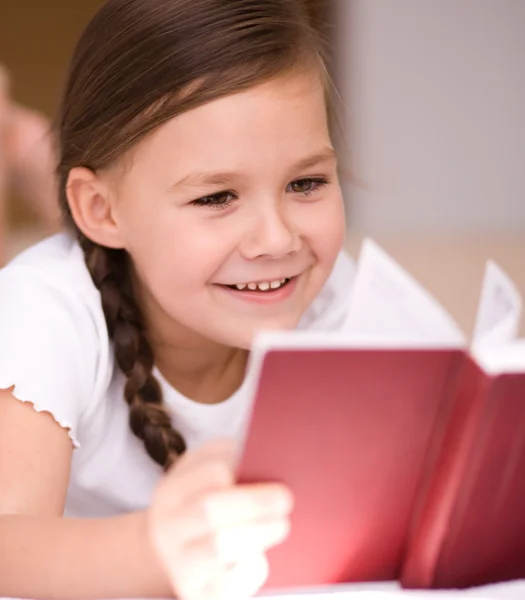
[212,274,300,305]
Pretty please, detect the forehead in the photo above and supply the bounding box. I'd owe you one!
[121,72,331,180]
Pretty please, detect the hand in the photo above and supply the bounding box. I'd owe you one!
[148,438,294,600]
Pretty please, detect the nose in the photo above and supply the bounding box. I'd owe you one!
[239,202,301,260]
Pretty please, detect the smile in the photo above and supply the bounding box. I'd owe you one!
[213,274,300,305]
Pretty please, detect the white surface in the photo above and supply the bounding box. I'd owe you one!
[262,580,525,599]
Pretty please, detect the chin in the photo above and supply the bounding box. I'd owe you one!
[238,316,301,348]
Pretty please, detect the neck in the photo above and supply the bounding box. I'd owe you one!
[153,342,248,404]
[157,348,247,404]
[133,278,248,404]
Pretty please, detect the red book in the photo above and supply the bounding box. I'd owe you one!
[235,240,525,593]
[402,355,525,589]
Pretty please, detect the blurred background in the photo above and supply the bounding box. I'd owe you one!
[1,0,524,334]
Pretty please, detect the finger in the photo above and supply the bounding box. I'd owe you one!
[214,516,291,564]
[176,552,269,600]
[198,553,269,600]
[158,534,222,600]
[204,483,294,529]
[171,514,290,568]
[152,482,293,550]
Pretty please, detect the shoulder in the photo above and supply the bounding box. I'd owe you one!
[0,232,107,346]
[4,232,98,295]
[298,248,355,332]
[0,233,113,444]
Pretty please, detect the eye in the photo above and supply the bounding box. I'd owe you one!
[288,177,329,196]
[191,191,236,210]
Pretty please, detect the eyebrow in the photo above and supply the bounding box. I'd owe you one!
[168,147,337,191]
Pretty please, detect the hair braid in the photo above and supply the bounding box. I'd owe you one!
[80,236,186,470]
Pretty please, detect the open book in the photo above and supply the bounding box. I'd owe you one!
[235,239,525,594]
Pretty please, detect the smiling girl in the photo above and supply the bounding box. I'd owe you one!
[0,1,354,599]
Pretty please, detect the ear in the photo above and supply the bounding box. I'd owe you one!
[65,167,125,249]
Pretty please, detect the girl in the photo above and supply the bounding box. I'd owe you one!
[0,1,354,599]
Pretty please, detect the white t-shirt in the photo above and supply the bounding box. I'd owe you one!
[0,233,354,518]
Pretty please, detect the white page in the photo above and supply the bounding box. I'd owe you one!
[473,338,525,375]
[342,239,466,346]
[472,260,522,348]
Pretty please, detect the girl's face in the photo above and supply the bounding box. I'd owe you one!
[110,71,345,349]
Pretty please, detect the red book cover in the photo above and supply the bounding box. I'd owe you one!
[236,345,465,590]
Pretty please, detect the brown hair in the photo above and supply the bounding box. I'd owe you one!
[56,0,330,470]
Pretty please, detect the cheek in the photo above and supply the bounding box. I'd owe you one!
[298,193,346,262]
[129,213,237,296]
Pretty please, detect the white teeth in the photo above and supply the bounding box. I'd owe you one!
[231,278,290,291]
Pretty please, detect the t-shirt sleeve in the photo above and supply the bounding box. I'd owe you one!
[0,266,101,448]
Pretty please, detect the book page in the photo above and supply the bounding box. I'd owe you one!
[341,239,466,346]
[472,260,522,348]
[473,338,525,375]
